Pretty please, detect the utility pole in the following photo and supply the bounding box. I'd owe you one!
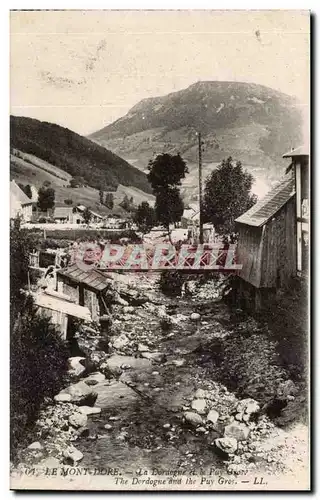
[198,131,204,244]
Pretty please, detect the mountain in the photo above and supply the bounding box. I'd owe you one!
[89,81,303,199]
[10,115,152,194]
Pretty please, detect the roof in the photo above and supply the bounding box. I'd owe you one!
[33,292,91,321]
[283,145,309,158]
[57,263,109,292]
[10,180,32,205]
[54,207,73,218]
[235,174,295,227]
[90,210,103,219]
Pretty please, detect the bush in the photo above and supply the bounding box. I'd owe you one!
[159,271,184,297]
[10,297,69,457]
[10,220,69,458]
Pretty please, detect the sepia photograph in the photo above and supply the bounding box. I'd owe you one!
[9,9,310,491]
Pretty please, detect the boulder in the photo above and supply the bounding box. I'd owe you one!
[83,372,105,386]
[191,398,207,415]
[69,412,88,428]
[224,422,250,441]
[171,359,185,367]
[196,426,206,433]
[138,343,150,352]
[63,445,83,464]
[112,334,129,350]
[68,357,86,378]
[190,313,200,321]
[214,437,237,455]
[28,441,43,450]
[236,398,260,416]
[123,306,135,314]
[195,389,207,399]
[59,381,98,406]
[207,409,219,425]
[54,393,72,404]
[79,406,101,416]
[183,411,203,427]
[141,351,166,363]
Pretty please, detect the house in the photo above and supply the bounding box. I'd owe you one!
[56,263,113,322]
[283,145,309,275]
[235,172,296,310]
[53,206,83,224]
[10,180,33,221]
[181,204,200,228]
[75,205,103,224]
[33,289,91,340]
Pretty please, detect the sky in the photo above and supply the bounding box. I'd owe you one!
[10,10,310,136]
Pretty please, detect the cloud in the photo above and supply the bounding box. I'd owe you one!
[40,70,86,89]
[85,39,107,72]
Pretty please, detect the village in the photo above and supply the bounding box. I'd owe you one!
[10,143,309,489]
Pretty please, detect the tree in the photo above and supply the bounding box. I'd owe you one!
[105,192,114,210]
[147,153,188,237]
[133,201,156,234]
[99,189,104,204]
[147,153,188,189]
[120,194,131,212]
[37,185,55,212]
[82,207,92,225]
[69,176,85,188]
[155,187,184,229]
[203,157,257,235]
[18,183,32,200]
[64,198,73,205]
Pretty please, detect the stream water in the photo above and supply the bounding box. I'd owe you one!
[76,274,231,474]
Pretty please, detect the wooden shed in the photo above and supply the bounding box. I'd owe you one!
[57,264,112,322]
[235,173,296,310]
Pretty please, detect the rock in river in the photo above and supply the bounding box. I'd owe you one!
[190,313,200,321]
[83,372,105,386]
[224,422,250,441]
[63,445,83,465]
[69,412,88,428]
[112,333,129,350]
[79,406,101,416]
[28,441,43,450]
[191,398,207,415]
[58,381,98,407]
[54,393,72,404]
[141,351,166,363]
[214,437,238,455]
[183,411,203,427]
[236,398,260,416]
[207,409,219,425]
[68,357,86,378]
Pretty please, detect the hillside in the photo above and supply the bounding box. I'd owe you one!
[10,115,152,194]
[90,81,303,199]
[10,149,154,215]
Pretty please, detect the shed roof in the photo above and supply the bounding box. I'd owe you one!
[57,263,109,292]
[34,292,91,321]
[282,145,309,158]
[235,175,295,227]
